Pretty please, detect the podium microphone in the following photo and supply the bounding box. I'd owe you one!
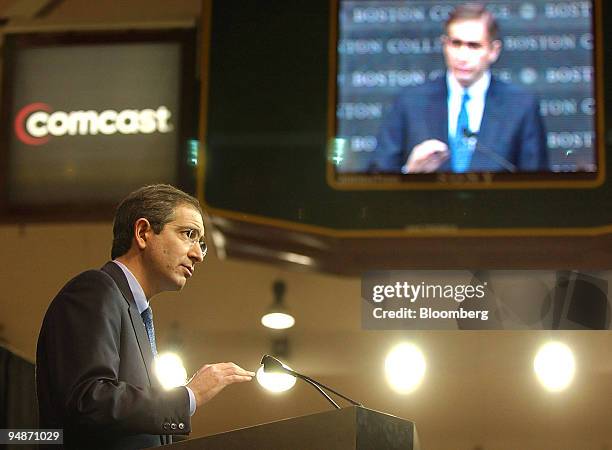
[261,355,363,410]
[462,128,517,173]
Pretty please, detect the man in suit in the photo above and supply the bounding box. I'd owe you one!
[372,2,548,173]
[36,184,255,449]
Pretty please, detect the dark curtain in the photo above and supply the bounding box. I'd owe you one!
[0,345,37,450]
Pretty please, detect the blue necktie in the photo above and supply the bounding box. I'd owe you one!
[452,92,471,173]
[141,307,157,356]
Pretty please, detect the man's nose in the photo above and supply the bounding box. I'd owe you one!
[455,45,471,60]
[188,243,205,263]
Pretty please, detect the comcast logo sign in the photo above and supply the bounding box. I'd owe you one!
[14,103,173,146]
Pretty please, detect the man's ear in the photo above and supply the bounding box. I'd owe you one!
[488,39,502,65]
[134,218,151,250]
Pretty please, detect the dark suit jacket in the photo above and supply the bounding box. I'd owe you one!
[36,262,191,450]
[371,77,548,173]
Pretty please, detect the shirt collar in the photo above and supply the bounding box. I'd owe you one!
[446,70,491,99]
[112,260,149,314]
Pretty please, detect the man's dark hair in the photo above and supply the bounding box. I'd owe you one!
[446,3,499,42]
[111,184,203,259]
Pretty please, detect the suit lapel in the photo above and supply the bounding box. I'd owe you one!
[427,77,449,142]
[426,78,451,171]
[471,77,506,171]
[101,262,155,387]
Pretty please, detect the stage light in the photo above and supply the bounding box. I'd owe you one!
[256,365,296,393]
[534,342,575,392]
[261,280,295,330]
[385,343,426,393]
[154,352,188,389]
[261,312,295,330]
[281,252,314,267]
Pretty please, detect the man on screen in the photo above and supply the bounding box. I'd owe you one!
[371,2,548,173]
[36,184,255,450]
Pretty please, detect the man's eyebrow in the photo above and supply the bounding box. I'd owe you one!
[450,37,483,45]
[177,224,205,237]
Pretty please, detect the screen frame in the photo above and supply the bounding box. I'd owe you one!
[198,0,612,239]
[326,0,606,191]
[0,26,199,222]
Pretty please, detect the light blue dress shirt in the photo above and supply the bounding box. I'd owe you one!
[447,70,491,140]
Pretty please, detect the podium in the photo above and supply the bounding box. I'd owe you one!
[163,406,420,450]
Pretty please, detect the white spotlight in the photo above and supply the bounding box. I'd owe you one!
[385,343,426,393]
[261,312,295,330]
[261,281,295,330]
[256,366,296,393]
[154,352,188,389]
[534,342,575,392]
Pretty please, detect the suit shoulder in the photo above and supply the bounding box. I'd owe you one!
[61,269,119,293]
[396,79,444,97]
[492,78,538,99]
[48,269,126,314]
[491,79,541,115]
[393,80,445,109]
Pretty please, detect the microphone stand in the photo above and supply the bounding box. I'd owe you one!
[261,355,363,409]
[462,128,517,173]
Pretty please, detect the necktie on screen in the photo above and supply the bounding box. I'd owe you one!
[452,92,472,173]
[141,307,158,357]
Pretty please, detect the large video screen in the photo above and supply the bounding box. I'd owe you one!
[0,29,198,219]
[330,0,602,188]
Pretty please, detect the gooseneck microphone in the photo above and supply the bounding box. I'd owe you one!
[261,355,363,410]
[462,128,517,173]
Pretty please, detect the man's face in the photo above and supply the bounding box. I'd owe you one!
[443,18,501,88]
[144,204,205,295]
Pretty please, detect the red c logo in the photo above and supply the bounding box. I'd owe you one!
[14,103,52,146]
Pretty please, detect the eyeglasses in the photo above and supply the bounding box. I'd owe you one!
[182,228,207,257]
